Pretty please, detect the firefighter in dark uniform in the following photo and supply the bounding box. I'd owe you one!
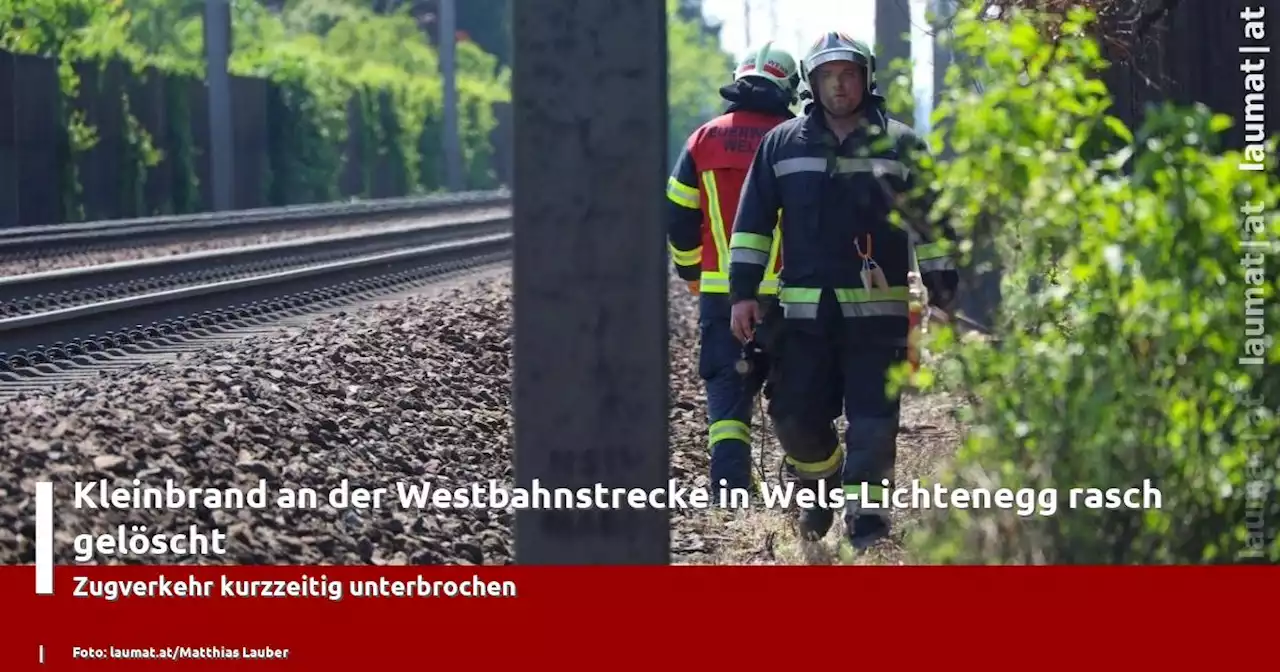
[727,33,960,549]
[666,42,800,492]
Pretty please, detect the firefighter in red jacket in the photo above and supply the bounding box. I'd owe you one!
[666,42,800,492]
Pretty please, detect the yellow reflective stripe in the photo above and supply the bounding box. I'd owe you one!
[701,172,731,276]
[914,241,952,260]
[701,275,778,294]
[762,210,782,285]
[667,177,699,209]
[779,286,910,319]
[779,287,820,303]
[779,287,909,303]
[700,273,729,293]
[731,232,773,253]
[786,301,908,318]
[779,287,821,303]
[843,484,887,500]
[668,242,702,266]
[766,223,782,270]
[833,287,910,303]
[785,445,844,479]
[725,201,781,296]
[709,419,751,448]
[843,483,892,517]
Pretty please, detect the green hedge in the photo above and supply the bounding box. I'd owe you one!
[229,1,511,200]
[0,0,511,221]
[5,0,736,220]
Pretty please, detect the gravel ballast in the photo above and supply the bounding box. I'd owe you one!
[0,272,961,566]
[0,274,721,565]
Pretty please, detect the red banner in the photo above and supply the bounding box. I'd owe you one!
[2,566,1275,669]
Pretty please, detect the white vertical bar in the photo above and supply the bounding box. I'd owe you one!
[35,481,53,594]
[39,644,45,664]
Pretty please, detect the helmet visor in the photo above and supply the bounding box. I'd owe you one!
[806,49,868,76]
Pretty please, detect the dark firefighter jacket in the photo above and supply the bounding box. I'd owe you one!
[727,102,960,346]
[666,85,792,295]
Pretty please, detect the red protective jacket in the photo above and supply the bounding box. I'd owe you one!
[666,109,788,295]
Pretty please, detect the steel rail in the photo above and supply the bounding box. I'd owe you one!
[0,208,510,314]
[0,228,512,372]
[0,189,511,260]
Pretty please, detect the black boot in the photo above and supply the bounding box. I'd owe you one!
[791,471,841,541]
[799,505,834,541]
[842,414,901,552]
[775,415,843,542]
[845,509,892,550]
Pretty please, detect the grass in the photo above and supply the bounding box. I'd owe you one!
[666,282,967,566]
[676,391,966,566]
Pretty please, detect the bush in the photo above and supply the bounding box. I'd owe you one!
[0,0,512,221]
[906,3,1280,563]
[232,0,509,198]
[6,0,731,217]
[0,0,166,219]
[666,0,734,162]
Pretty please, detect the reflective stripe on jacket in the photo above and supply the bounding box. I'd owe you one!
[665,109,789,294]
[727,104,960,344]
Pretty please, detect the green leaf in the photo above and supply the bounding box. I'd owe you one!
[1103,115,1134,144]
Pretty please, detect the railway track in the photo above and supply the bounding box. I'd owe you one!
[0,189,509,266]
[0,196,513,400]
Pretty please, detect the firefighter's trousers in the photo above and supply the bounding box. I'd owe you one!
[699,294,755,490]
[766,288,904,519]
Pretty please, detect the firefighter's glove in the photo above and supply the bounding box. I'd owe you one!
[687,280,700,296]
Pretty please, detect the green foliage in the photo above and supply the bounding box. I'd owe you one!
[880,57,915,125]
[904,3,1280,564]
[119,84,163,215]
[0,0,512,221]
[227,0,512,196]
[234,2,356,202]
[6,0,731,215]
[666,0,733,161]
[0,0,161,218]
